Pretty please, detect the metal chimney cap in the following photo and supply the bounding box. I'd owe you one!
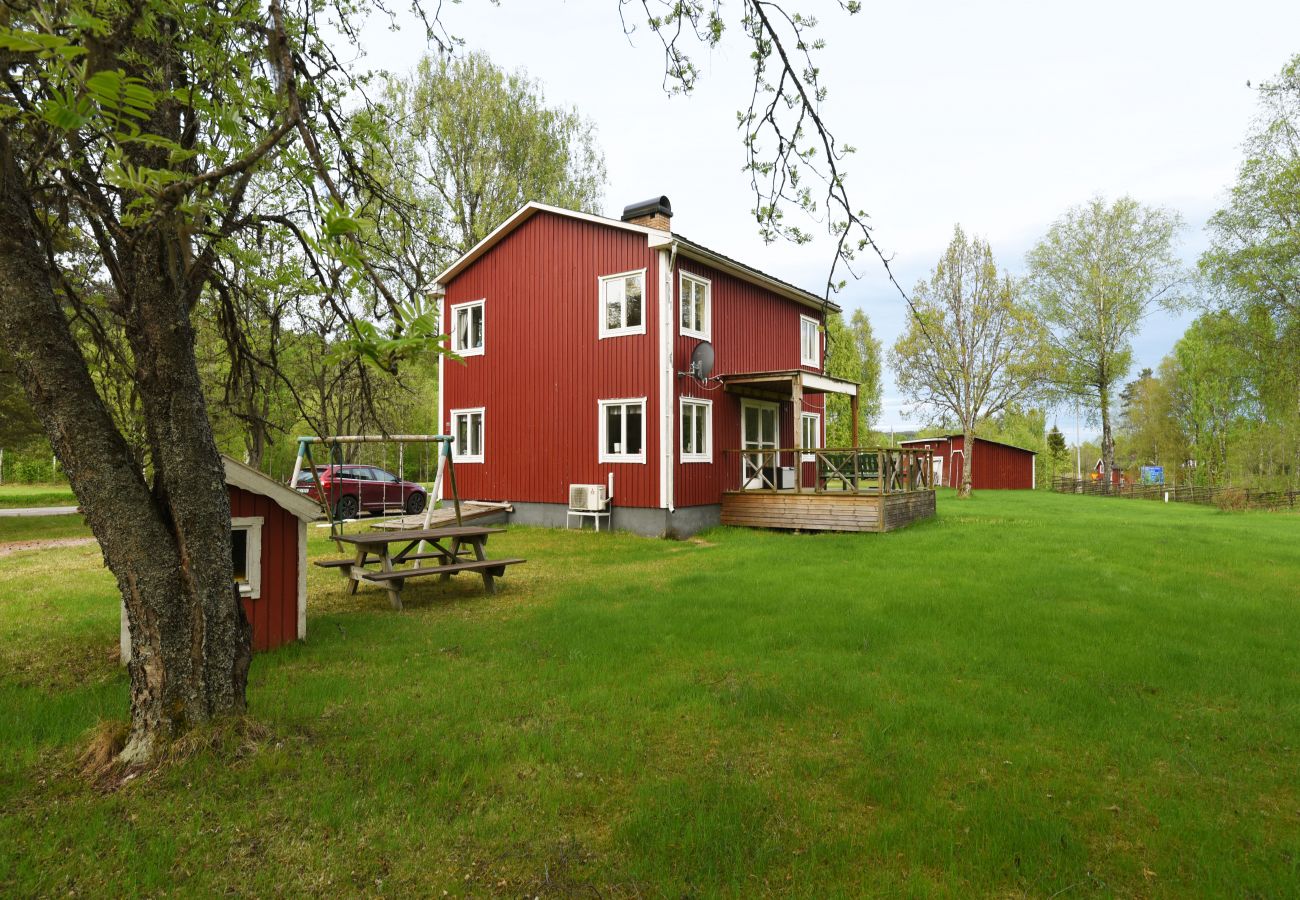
[621,196,673,221]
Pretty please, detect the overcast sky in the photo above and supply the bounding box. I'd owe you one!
[359,0,1299,436]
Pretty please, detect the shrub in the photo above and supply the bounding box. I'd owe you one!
[1212,487,1249,511]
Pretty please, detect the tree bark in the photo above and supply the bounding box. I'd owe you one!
[0,134,250,764]
[1099,382,1115,490]
[959,425,974,498]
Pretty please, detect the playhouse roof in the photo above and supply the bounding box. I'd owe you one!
[222,456,322,522]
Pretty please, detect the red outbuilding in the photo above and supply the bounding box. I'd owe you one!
[897,435,1037,490]
[434,197,869,536]
[120,456,319,663]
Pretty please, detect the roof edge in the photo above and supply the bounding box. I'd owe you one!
[222,456,322,521]
[898,435,1038,455]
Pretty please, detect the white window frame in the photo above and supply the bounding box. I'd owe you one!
[230,516,264,599]
[598,397,647,464]
[680,397,713,463]
[800,412,822,462]
[598,269,647,339]
[679,271,711,340]
[450,407,485,463]
[449,299,485,357]
[800,314,821,368]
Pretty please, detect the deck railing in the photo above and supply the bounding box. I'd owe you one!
[722,447,934,494]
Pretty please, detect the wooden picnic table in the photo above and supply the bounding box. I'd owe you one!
[321,525,524,610]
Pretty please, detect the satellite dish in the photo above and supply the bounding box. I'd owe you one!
[689,341,715,379]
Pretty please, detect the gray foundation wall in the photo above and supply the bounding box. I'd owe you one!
[506,502,721,538]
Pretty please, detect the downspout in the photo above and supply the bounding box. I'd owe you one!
[659,240,679,514]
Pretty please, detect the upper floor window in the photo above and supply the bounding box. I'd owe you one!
[599,270,646,338]
[599,398,646,463]
[681,398,712,462]
[679,272,711,339]
[800,315,820,368]
[451,300,485,356]
[451,408,484,463]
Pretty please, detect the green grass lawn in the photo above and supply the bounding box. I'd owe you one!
[0,482,76,509]
[1,492,1297,896]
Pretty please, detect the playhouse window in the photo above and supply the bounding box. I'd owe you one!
[800,315,820,368]
[801,412,821,461]
[451,408,485,463]
[600,398,646,463]
[599,270,646,338]
[681,398,712,462]
[450,299,485,356]
[680,272,711,339]
[230,516,263,599]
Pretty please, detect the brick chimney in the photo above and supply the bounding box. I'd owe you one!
[621,196,673,231]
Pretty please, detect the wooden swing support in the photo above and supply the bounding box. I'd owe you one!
[291,434,463,545]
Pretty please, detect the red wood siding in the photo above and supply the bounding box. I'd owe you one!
[230,485,300,652]
[903,436,1034,490]
[441,212,663,507]
[675,257,825,507]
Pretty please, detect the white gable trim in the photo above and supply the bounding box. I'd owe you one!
[222,456,321,521]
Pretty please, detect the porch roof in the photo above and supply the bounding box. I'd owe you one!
[718,369,858,400]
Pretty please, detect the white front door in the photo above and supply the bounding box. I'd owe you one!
[741,399,779,489]
[932,456,944,488]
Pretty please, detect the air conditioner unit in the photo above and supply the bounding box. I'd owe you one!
[569,484,608,511]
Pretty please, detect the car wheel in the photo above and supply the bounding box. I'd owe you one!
[334,494,359,520]
[405,492,427,515]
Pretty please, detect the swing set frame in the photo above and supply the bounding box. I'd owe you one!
[290,434,462,541]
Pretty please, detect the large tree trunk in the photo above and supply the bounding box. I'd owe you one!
[959,425,974,499]
[0,134,250,764]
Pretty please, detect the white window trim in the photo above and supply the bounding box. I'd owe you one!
[680,397,713,463]
[800,411,822,462]
[679,271,711,340]
[450,407,485,463]
[599,397,648,464]
[231,516,263,599]
[800,314,821,368]
[449,298,485,357]
[598,269,648,339]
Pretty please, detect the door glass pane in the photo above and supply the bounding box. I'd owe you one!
[606,405,622,454]
[626,404,643,455]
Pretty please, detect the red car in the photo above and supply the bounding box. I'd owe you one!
[295,465,427,519]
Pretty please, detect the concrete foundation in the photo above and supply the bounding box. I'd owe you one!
[505,501,721,538]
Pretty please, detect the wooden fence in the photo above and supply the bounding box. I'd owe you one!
[1051,477,1300,511]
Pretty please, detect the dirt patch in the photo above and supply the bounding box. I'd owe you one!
[0,536,97,558]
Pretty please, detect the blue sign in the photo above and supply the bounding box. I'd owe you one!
[1139,466,1164,485]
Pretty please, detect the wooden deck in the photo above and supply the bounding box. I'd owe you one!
[721,488,935,533]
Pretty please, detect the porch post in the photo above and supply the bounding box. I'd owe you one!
[850,392,860,447]
[792,373,804,492]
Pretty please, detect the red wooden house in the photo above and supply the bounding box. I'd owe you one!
[897,435,1037,490]
[120,456,318,662]
[435,197,935,536]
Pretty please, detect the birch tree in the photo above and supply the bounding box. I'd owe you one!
[890,226,1045,497]
[1026,197,1185,485]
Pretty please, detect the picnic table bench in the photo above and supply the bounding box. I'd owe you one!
[314,525,524,610]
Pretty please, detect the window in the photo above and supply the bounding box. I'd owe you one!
[599,398,646,463]
[800,412,821,462]
[368,467,398,483]
[679,272,711,339]
[451,408,485,463]
[800,315,820,368]
[680,398,712,462]
[599,270,646,338]
[450,299,485,356]
[230,516,263,599]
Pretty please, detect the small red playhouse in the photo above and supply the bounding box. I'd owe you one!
[898,435,1037,490]
[120,456,319,662]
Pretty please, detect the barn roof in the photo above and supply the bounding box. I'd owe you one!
[897,435,1038,455]
[432,201,839,314]
[222,456,321,522]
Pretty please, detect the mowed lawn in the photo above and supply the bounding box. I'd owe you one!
[1,492,1297,897]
